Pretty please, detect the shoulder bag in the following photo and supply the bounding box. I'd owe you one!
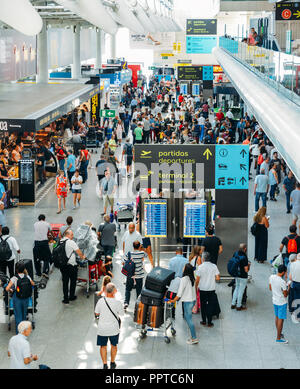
[103,297,121,328]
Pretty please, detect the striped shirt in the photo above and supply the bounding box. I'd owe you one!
[126,250,145,279]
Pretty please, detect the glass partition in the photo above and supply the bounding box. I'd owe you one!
[219,37,300,106]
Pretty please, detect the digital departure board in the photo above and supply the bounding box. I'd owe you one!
[19,160,35,204]
[183,200,206,238]
[144,199,167,238]
[178,66,202,81]
[186,19,217,35]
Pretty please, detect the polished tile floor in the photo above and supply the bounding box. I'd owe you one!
[0,150,299,369]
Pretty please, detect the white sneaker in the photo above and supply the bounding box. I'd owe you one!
[186,338,198,345]
[72,206,76,210]
[291,313,300,324]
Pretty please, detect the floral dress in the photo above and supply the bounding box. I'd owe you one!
[56,175,67,198]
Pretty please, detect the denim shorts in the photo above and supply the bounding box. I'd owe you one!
[273,303,287,320]
[97,334,119,347]
[72,189,81,194]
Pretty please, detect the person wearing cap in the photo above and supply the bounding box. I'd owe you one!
[200,224,223,265]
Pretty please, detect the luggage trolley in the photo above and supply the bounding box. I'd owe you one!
[76,259,101,298]
[0,272,38,331]
[138,299,176,344]
[114,202,135,231]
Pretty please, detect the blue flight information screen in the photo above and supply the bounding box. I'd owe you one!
[184,200,206,238]
[144,199,167,238]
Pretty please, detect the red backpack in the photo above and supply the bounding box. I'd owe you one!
[287,235,298,254]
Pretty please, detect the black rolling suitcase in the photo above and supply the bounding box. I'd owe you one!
[141,288,164,306]
[211,291,221,319]
[145,267,175,293]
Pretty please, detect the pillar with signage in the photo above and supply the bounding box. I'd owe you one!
[18,159,35,205]
[90,93,100,124]
[134,144,249,276]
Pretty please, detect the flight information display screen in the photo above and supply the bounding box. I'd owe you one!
[183,200,206,238]
[144,199,167,238]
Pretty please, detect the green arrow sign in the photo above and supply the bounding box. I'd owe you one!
[100,109,116,118]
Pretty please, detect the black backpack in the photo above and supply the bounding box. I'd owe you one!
[16,275,32,299]
[52,239,72,269]
[0,236,12,263]
[125,143,133,156]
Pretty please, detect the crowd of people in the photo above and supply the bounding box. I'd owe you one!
[2,73,300,370]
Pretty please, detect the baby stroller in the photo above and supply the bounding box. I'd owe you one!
[114,202,135,231]
[0,272,39,331]
[86,128,98,152]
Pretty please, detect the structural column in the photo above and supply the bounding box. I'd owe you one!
[95,28,102,70]
[110,32,116,60]
[36,20,48,84]
[72,24,81,79]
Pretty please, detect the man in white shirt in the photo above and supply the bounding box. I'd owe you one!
[225,109,234,120]
[269,265,289,343]
[33,214,52,277]
[0,226,20,278]
[60,229,86,304]
[195,252,220,327]
[95,283,123,370]
[122,223,143,257]
[8,321,38,369]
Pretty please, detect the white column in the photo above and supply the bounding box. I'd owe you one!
[72,24,81,79]
[36,20,48,84]
[95,28,102,70]
[110,33,116,60]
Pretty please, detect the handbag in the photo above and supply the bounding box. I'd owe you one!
[192,289,201,314]
[103,297,121,328]
[250,222,258,236]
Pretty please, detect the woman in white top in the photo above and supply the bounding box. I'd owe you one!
[71,169,83,209]
[170,263,198,345]
[116,120,124,145]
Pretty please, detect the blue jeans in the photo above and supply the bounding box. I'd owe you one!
[58,159,65,171]
[285,191,291,212]
[232,277,248,308]
[80,160,88,183]
[12,294,29,334]
[255,192,267,211]
[183,301,197,339]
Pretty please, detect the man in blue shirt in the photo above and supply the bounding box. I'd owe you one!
[130,98,138,116]
[283,171,296,214]
[66,150,76,187]
[254,168,269,212]
[169,247,188,278]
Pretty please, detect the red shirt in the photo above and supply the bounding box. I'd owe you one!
[216,112,224,121]
[178,95,184,103]
[56,148,65,161]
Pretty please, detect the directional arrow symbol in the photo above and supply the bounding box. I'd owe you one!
[240,163,247,171]
[240,149,247,158]
[240,177,247,185]
[203,148,212,160]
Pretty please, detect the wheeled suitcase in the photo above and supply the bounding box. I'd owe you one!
[134,297,149,325]
[141,288,164,306]
[22,259,34,280]
[211,291,221,319]
[145,267,175,293]
[147,305,164,328]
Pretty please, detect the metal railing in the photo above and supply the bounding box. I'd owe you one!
[219,37,300,107]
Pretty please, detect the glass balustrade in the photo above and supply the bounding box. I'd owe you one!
[219,37,300,107]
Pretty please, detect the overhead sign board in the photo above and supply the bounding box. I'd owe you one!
[276,2,300,20]
[100,109,115,118]
[144,199,167,238]
[186,19,217,35]
[178,66,203,81]
[215,145,249,190]
[186,36,217,54]
[184,200,207,238]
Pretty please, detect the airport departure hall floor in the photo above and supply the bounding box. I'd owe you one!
[0,149,300,370]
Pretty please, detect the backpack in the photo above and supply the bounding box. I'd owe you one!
[227,252,243,277]
[52,239,72,269]
[16,275,32,299]
[287,235,298,254]
[121,252,135,278]
[44,148,52,161]
[125,143,133,156]
[0,236,12,262]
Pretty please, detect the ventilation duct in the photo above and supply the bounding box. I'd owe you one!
[107,0,145,34]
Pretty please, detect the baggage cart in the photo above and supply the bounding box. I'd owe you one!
[115,202,135,231]
[76,259,100,298]
[50,223,64,239]
[137,298,176,344]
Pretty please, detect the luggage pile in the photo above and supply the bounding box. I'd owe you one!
[134,267,175,329]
